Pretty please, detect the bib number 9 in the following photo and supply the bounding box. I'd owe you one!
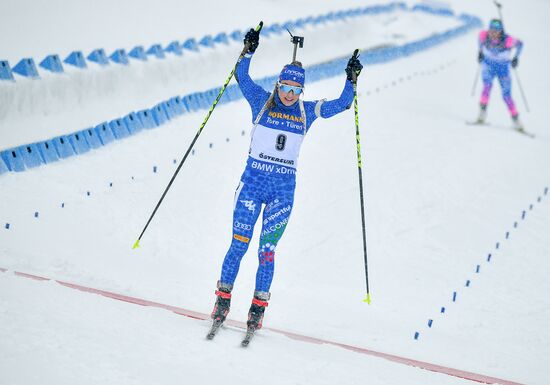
[276,134,287,151]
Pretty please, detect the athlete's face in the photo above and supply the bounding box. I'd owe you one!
[488,29,502,41]
[278,80,301,106]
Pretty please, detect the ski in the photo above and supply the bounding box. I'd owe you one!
[465,120,488,126]
[206,320,223,340]
[241,327,256,347]
[515,127,535,138]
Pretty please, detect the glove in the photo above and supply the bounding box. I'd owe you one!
[345,54,363,82]
[478,51,484,63]
[243,28,260,53]
[511,56,519,68]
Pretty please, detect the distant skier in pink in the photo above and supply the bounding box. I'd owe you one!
[475,19,524,130]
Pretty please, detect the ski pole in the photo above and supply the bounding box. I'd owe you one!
[513,68,530,113]
[470,64,481,97]
[132,21,263,250]
[350,49,371,305]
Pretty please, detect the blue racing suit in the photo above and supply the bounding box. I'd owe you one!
[219,52,355,293]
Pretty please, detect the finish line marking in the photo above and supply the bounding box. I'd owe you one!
[1,267,524,385]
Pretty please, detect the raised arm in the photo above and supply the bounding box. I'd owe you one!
[235,28,270,120]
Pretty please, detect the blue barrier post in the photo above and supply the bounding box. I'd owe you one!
[37,140,59,164]
[39,54,64,73]
[182,38,199,52]
[147,44,165,59]
[123,112,144,134]
[199,35,214,48]
[69,132,91,154]
[12,58,40,78]
[95,122,116,145]
[0,60,15,81]
[1,148,26,172]
[137,109,156,129]
[213,32,229,45]
[64,51,87,69]
[18,143,45,169]
[0,155,9,174]
[79,128,102,149]
[87,49,110,66]
[109,118,131,139]
[151,104,168,126]
[52,136,76,159]
[129,46,148,61]
[110,49,129,65]
[165,41,183,56]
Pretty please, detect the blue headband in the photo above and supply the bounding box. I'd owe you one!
[279,64,305,87]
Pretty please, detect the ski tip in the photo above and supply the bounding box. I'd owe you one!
[132,239,140,250]
[353,48,360,58]
[363,293,372,304]
[257,21,264,32]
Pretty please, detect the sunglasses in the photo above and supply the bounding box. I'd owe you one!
[489,20,503,30]
[278,82,303,95]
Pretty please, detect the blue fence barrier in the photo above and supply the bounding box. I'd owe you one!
[1,148,26,172]
[19,143,45,169]
[64,51,87,69]
[37,140,60,164]
[39,54,64,73]
[0,60,14,81]
[0,4,482,175]
[12,58,40,78]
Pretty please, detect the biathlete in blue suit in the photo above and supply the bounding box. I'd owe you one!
[210,27,363,331]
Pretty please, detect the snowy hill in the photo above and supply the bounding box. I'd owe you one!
[1,1,549,384]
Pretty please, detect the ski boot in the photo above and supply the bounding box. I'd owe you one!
[475,103,487,124]
[512,114,524,131]
[206,281,233,340]
[242,291,270,347]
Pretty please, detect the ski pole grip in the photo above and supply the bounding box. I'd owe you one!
[351,49,360,84]
[241,21,263,56]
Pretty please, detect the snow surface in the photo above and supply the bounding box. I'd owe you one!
[1,1,549,384]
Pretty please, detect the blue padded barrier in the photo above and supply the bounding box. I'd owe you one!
[68,132,91,154]
[95,122,116,145]
[109,118,131,139]
[0,60,14,81]
[123,112,144,134]
[169,96,184,115]
[165,41,183,56]
[182,38,199,52]
[0,154,9,174]
[110,49,129,65]
[1,148,26,172]
[229,30,244,42]
[64,51,87,69]
[199,35,214,48]
[87,49,109,66]
[39,54,64,73]
[213,33,229,45]
[129,46,147,61]
[137,109,156,129]
[151,104,168,126]
[18,143,45,169]
[80,127,102,149]
[147,44,165,59]
[12,58,40,78]
[52,136,76,159]
[37,140,59,164]
[161,101,176,120]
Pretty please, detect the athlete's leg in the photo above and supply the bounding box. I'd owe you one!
[480,63,495,108]
[497,65,518,118]
[219,180,262,286]
[254,185,295,293]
